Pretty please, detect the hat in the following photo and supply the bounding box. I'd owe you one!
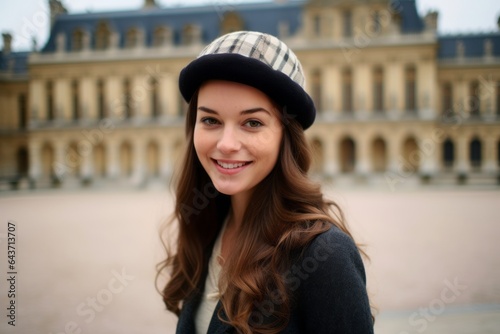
[179,31,316,129]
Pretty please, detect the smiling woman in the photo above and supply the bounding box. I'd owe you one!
[157,31,374,334]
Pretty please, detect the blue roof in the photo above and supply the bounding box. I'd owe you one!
[438,33,500,58]
[398,0,424,33]
[0,51,30,76]
[41,0,304,52]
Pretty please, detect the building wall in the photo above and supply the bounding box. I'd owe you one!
[1,0,499,190]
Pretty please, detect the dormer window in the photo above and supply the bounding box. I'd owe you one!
[153,26,172,47]
[221,11,244,35]
[126,28,140,49]
[95,21,111,50]
[182,24,201,45]
[72,29,84,51]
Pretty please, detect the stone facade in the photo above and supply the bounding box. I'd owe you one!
[1,0,499,191]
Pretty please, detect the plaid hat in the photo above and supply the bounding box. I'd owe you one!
[179,31,316,129]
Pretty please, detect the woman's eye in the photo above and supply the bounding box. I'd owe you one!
[245,120,263,128]
[201,117,219,125]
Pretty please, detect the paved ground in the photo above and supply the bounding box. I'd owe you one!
[0,186,499,333]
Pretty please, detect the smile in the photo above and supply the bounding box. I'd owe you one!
[216,161,250,169]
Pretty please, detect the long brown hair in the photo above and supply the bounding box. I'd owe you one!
[158,91,365,333]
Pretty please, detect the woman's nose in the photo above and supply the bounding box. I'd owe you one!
[216,127,241,154]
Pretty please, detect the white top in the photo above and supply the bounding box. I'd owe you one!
[194,221,227,334]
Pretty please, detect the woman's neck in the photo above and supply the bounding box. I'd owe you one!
[228,190,252,231]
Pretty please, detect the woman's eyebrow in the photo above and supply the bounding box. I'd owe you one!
[197,106,271,116]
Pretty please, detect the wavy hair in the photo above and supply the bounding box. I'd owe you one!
[157,92,367,333]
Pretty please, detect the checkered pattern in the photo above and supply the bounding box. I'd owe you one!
[198,31,306,89]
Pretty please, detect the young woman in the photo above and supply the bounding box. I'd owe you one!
[158,31,374,334]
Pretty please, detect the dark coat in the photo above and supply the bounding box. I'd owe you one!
[176,225,374,334]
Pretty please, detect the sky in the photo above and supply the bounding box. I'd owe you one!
[0,0,499,51]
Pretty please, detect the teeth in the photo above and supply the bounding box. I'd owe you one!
[217,161,247,169]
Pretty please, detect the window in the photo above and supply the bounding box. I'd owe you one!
[150,78,159,118]
[442,82,453,115]
[95,22,111,50]
[17,147,29,177]
[221,11,244,35]
[313,14,321,36]
[469,137,482,169]
[405,66,416,113]
[123,79,132,119]
[469,81,480,117]
[18,94,27,129]
[46,81,54,121]
[443,138,454,169]
[343,10,352,37]
[371,137,387,172]
[311,69,322,112]
[373,67,384,113]
[340,137,356,173]
[342,68,353,113]
[125,28,139,49]
[72,80,80,121]
[182,24,201,45]
[371,10,381,34]
[153,26,171,47]
[72,29,84,51]
[97,79,105,119]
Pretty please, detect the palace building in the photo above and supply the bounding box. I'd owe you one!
[1,0,499,191]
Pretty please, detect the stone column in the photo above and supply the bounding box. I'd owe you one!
[28,140,42,180]
[106,76,122,120]
[353,63,370,118]
[455,135,470,174]
[329,66,341,116]
[323,134,338,176]
[418,60,437,119]
[355,133,371,174]
[160,139,173,178]
[29,79,44,124]
[160,73,178,117]
[131,74,150,121]
[386,61,403,118]
[80,76,96,121]
[132,139,146,184]
[52,141,67,181]
[80,143,94,179]
[106,138,119,179]
[483,135,497,173]
[55,78,71,121]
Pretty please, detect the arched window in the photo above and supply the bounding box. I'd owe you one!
[371,137,387,172]
[342,68,353,114]
[120,142,133,177]
[93,144,106,177]
[340,137,356,173]
[182,24,201,45]
[146,141,160,177]
[153,26,172,47]
[95,21,111,50]
[469,137,482,169]
[125,28,139,49]
[443,138,454,169]
[403,137,419,173]
[17,147,29,177]
[221,11,244,35]
[41,143,55,179]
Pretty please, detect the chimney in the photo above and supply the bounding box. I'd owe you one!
[2,33,12,54]
[424,10,438,31]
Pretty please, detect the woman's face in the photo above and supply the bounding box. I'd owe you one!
[194,80,283,198]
